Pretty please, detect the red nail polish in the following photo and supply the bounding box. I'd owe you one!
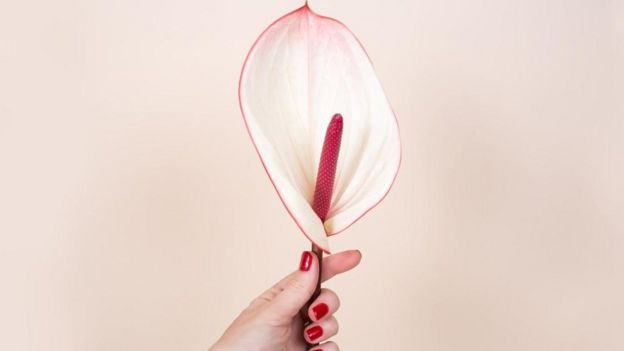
[306,325,323,341]
[299,251,313,271]
[311,303,329,320]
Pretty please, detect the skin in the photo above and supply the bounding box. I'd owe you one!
[209,250,362,351]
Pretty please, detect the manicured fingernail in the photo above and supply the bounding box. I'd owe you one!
[312,303,329,320]
[306,325,323,341]
[299,251,313,271]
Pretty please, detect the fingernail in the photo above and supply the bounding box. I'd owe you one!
[306,325,323,341]
[311,303,329,320]
[299,251,313,271]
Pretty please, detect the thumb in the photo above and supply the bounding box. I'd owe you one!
[268,251,319,319]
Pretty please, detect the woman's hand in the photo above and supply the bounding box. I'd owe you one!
[209,249,362,351]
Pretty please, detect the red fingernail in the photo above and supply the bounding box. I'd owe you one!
[306,325,323,341]
[299,251,313,271]
[311,303,329,320]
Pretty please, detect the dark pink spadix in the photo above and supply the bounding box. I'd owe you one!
[312,113,343,222]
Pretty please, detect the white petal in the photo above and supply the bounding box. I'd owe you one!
[239,5,401,252]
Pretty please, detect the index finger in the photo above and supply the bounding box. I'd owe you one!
[321,249,362,283]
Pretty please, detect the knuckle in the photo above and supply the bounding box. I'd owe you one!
[288,277,309,292]
[325,341,339,351]
[329,317,339,334]
[322,288,339,301]
[322,287,337,298]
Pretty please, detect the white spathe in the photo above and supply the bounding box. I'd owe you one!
[239,5,401,253]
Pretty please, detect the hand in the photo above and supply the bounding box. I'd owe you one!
[209,249,362,351]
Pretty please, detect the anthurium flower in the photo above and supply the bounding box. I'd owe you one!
[239,4,401,253]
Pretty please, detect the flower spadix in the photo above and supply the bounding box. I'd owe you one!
[239,4,401,253]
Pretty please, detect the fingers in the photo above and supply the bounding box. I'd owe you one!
[259,249,361,304]
[321,249,362,283]
[267,251,319,318]
[258,249,360,321]
[308,288,339,322]
[309,341,339,351]
[303,316,339,344]
[302,250,359,349]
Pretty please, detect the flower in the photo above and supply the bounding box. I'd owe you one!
[239,4,401,253]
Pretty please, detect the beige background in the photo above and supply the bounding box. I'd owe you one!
[1,0,623,350]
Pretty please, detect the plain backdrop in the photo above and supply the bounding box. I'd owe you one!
[1,0,623,350]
